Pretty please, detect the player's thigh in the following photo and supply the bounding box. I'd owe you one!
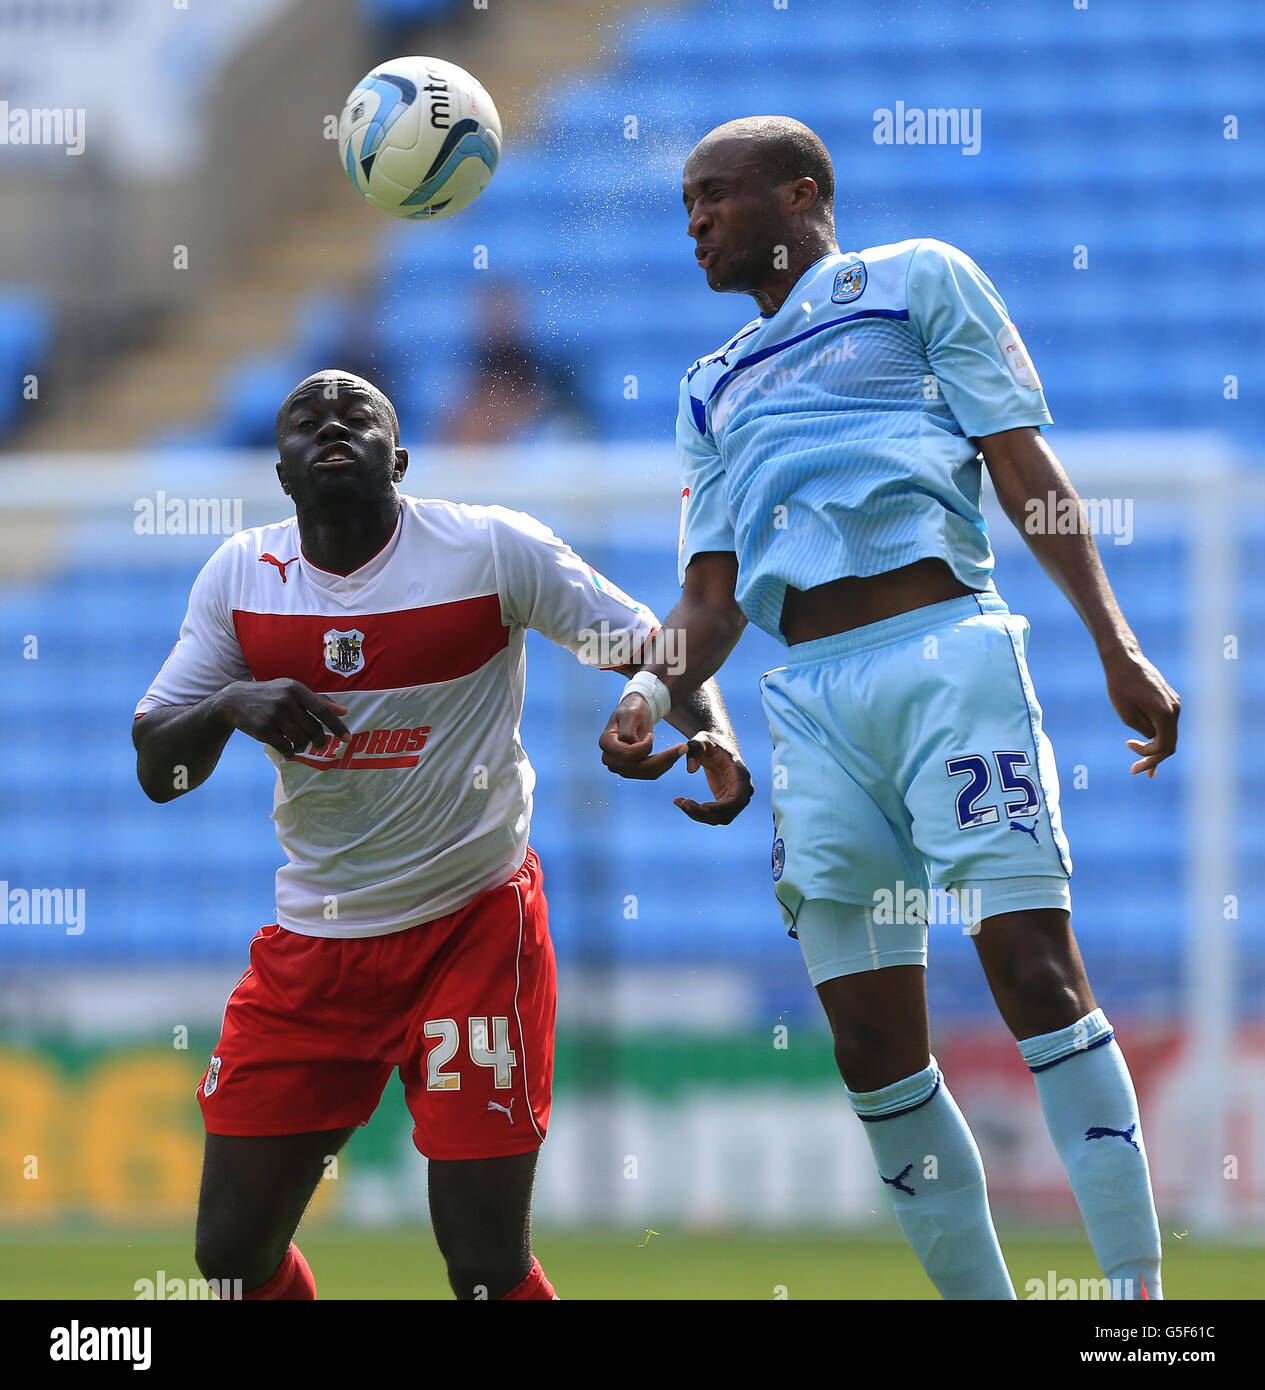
[902,603,1072,907]
[195,1127,356,1278]
[199,923,400,1139]
[760,665,928,937]
[972,907,1095,1039]
[400,848,556,1163]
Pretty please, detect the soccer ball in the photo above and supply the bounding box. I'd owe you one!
[338,56,502,220]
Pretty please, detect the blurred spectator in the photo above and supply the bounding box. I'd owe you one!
[295,290,384,391]
[358,0,466,50]
[443,279,590,446]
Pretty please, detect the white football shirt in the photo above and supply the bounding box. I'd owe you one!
[135,494,659,938]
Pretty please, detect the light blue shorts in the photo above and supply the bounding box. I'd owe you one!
[760,590,1072,984]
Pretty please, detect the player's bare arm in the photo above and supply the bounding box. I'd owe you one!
[980,425,1180,777]
[599,551,749,821]
[133,679,350,803]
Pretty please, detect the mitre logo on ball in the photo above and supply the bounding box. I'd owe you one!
[338,56,502,220]
[324,628,366,676]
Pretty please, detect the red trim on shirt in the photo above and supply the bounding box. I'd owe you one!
[597,624,661,671]
[232,593,509,692]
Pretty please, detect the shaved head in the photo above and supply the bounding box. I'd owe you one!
[689,116,834,216]
[273,367,407,515]
[681,116,839,310]
[275,370,399,447]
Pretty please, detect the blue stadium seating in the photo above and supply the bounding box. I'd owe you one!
[0,288,51,437]
[358,0,462,28]
[8,1,1256,1020]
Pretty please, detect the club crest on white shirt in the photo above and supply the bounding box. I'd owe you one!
[323,627,366,676]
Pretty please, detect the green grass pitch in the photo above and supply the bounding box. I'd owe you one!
[1,1229,1259,1300]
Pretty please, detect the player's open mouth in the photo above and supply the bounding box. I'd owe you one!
[314,448,356,467]
[696,247,720,269]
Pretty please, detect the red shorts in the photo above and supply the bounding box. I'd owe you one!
[198,849,555,1160]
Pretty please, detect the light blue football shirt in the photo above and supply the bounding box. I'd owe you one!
[676,238,1053,641]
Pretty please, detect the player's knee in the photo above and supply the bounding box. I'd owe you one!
[830,1024,916,1093]
[194,1223,289,1291]
[998,945,1074,1000]
[986,944,1086,1034]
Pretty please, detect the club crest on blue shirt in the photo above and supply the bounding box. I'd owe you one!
[772,837,785,881]
[831,263,867,304]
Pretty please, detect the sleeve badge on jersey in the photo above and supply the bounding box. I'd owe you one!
[996,322,1043,390]
[202,1055,222,1097]
[585,564,644,615]
[323,627,366,676]
[831,263,867,304]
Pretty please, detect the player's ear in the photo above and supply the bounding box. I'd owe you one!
[393,448,408,482]
[275,459,290,496]
[788,176,818,215]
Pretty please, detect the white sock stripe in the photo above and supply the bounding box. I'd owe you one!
[1019,1007,1114,1071]
[847,1057,942,1119]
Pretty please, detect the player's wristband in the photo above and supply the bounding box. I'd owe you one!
[622,670,672,724]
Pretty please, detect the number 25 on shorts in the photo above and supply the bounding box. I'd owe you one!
[946,750,1040,829]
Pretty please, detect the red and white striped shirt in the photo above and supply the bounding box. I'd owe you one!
[136,495,658,937]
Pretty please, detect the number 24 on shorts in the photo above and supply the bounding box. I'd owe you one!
[946,750,1040,830]
[423,1016,517,1090]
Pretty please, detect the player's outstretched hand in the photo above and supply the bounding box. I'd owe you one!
[1103,648,1180,778]
[600,699,754,824]
[214,678,350,760]
[671,729,754,826]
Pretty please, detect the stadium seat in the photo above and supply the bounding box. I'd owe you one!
[0,288,52,437]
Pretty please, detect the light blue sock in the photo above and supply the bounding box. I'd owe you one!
[1019,1009,1163,1300]
[847,1057,1014,1300]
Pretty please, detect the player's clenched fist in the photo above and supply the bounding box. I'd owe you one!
[600,697,754,825]
[600,693,681,778]
[212,679,350,760]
